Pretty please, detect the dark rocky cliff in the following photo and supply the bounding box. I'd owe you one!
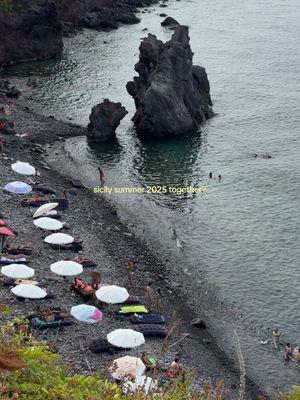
[0,0,63,66]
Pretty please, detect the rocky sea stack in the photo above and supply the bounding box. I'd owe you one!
[0,0,63,66]
[126,25,214,139]
[87,99,128,142]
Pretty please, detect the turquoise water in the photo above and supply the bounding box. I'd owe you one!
[3,0,300,392]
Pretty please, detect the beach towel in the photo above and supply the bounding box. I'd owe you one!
[115,305,148,317]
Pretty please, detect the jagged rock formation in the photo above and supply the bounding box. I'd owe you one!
[126,25,214,139]
[87,99,128,142]
[0,0,63,66]
[161,16,179,29]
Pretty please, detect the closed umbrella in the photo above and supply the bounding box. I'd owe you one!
[11,284,47,299]
[4,181,32,194]
[50,260,82,276]
[33,203,58,219]
[1,264,34,279]
[95,285,129,304]
[44,233,74,245]
[11,161,36,176]
[71,304,102,323]
[34,217,63,231]
[109,356,145,380]
[107,329,145,349]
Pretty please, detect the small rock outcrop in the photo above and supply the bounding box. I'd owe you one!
[0,0,63,66]
[0,118,16,135]
[126,25,214,139]
[87,99,128,142]
[254,152,272,159]
[161,16,179,29]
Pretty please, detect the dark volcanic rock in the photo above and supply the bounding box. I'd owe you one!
[54,0,153,30]
[87,99,128,142]
[191,318,207,329]
[0,0,63,66]
[161,16,179,28]
[0,118,16,135]
[126,25,214,139]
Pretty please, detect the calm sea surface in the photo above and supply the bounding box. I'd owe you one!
[4,0,300,392]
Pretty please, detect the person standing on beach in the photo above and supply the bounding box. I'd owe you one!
[156,288,162,315]
[0,138,4,157]
[127,260,134,287]
[98,166,105,185]
[218,174,222,182]
[209,172,212,179]
[91,270,101,290]
[145,282,153,311]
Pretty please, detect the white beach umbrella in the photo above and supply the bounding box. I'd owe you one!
[50,260,82,276]
[107,329,145,349]
[4,181,32,194]
[1,264,34,279]
[44,233,74,245]
[71,304,103,324]
[34,217,63,231]
[11,161,36,176]
[95,285,129,304]
[33,203,58,219]
[109,356,145,380]
[11,284,47,299]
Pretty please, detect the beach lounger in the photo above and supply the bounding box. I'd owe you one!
[71,180,84,189]
[30,317,73,330]
[115,305,148,317]
[133,324,167,337]
[30,184,56,195]
[21,197,49,207]
[89,339,123,355]
[0,255,30,264]
[75,256,97,269]
[129,313,165,325]
[51,240,83,251]
[3,243,34,256]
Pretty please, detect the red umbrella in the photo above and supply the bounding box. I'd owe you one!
[0,227,15,237]
[0,227,16,252]
[0,220,5,227]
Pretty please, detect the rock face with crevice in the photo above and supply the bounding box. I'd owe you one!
[126,25,214,139]
[0,0,63,66]
[87,99,128,142]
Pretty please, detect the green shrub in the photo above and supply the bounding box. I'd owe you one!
[0,0,13,14]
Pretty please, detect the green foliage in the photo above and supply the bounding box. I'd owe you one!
[0,304,10,316]
[0,320,298,400]
[0,0,12,14]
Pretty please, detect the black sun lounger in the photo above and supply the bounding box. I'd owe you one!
[30,317,74,330]
[129,313,165,325]
[132,324,167,337]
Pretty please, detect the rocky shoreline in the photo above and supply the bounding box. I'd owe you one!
[0,93,263,399]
